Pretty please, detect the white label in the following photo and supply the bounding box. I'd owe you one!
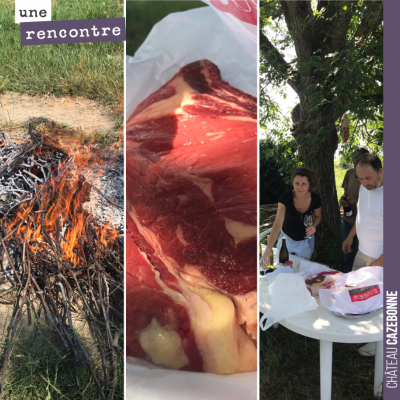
[345,210,353,217]
[15,0,52,24]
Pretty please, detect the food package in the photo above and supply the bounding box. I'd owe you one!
[126,59,257,374]
[298,260,339,296]
[305,271,342,296]
[319,267,383,314]
[126,357,256,400]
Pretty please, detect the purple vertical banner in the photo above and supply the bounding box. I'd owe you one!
[20,18,125,46]
[384,0,400,399]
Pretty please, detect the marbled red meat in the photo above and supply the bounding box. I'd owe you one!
[126,60,257,374]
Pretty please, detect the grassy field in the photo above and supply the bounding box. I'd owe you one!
[0,0,124,109]
[260,324,382,400]
[126,0,206,56]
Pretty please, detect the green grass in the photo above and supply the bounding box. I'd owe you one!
[126,1,207,56]
[0,310,123,399]
[0,0,124,109]
[260,324,382,400]
[335,159,350,201]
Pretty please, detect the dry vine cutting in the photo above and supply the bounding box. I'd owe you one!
[0,126,124,399]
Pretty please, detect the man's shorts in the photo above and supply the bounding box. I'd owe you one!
[352,250,377,271]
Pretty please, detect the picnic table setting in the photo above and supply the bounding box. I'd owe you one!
[259,247,384,400]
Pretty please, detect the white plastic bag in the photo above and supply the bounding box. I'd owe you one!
[319,267,383,314]
[202,0,257,56]
[126,6,257,116]
[264,265,295,283]
[126,357,257,400]
[259,274,317,331]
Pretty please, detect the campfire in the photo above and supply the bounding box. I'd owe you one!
[0,125,123,399]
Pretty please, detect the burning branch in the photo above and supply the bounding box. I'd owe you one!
[0,127,123,398]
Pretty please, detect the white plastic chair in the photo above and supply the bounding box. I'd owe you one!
[259,228,271,241]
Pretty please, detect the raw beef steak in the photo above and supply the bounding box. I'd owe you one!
[126,60,257,374]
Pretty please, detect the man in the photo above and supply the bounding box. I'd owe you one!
[340,148,369,273]
[342,153,383,357]
[343,153,383,269]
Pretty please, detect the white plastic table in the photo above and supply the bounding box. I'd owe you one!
[259,252,383,400]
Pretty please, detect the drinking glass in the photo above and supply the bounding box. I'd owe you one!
[304,214,313,239]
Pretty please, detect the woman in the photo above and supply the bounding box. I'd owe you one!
[261,168,322,263]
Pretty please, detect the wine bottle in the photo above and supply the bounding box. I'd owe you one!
[279,237,289,264]
[342,196,353,217]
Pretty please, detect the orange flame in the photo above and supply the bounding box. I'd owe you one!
[2,138,119,265]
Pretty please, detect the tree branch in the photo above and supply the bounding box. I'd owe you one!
[259,30,299,94]
[279,0,314,61]
[355,92,383,107]
[354,0,383,43]
[317,2,354,56]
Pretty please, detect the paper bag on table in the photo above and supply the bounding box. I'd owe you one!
[319,267,383,314]
[259,274,317,331]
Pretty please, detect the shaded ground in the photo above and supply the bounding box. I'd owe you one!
[260,324,382,400]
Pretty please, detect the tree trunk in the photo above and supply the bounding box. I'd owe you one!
[294,102,342,262]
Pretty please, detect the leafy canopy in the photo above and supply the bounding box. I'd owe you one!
[259,0,383,158]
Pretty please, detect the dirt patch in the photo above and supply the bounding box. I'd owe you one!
[0,92,119,141]
[0,293,94,344]
[0,303,14,339]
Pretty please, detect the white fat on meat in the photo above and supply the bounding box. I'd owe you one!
[130,203,257,373]
[129,61,254,127]
[188,287,256,374]
[139,318,189,370]
[179,173,214,203]
[224,218,257,246]
[233,291,258,341]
